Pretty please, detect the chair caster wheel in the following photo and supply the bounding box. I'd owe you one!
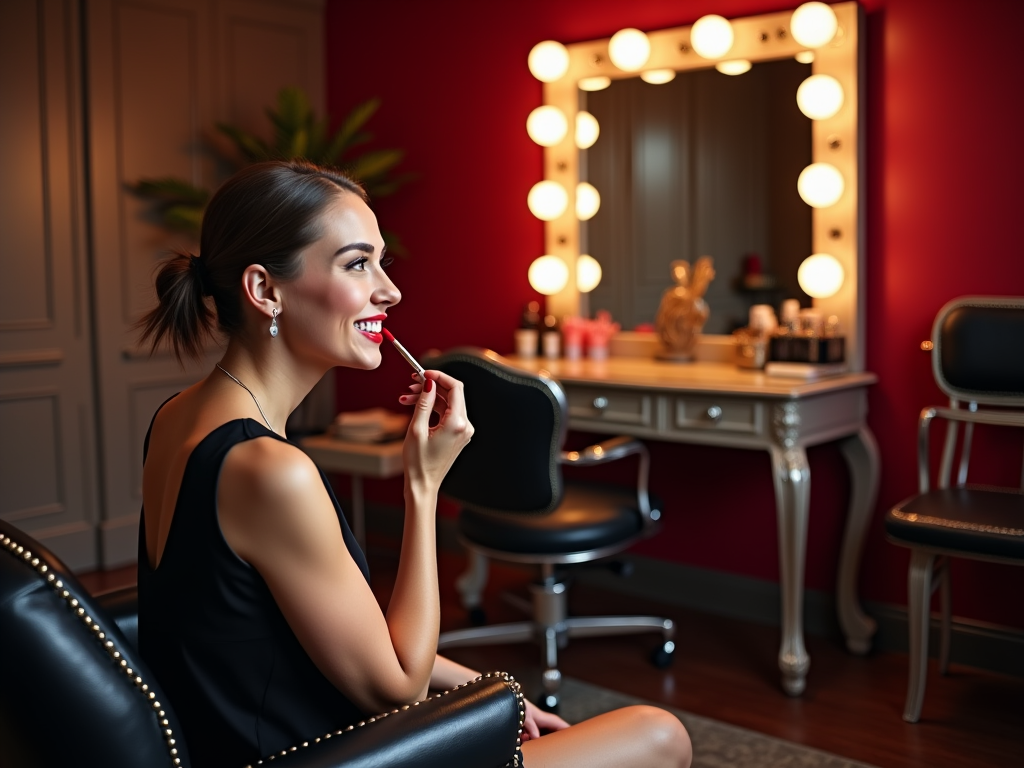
[468,607,487,626]
[651,640,676,669]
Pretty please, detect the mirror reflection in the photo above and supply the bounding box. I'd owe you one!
[582,58,813,334]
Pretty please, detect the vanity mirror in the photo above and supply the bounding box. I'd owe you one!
[528,1,865,369]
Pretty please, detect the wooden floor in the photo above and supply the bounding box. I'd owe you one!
[81,541,1023,768]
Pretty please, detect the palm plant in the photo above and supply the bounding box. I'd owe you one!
[131,87,413,254]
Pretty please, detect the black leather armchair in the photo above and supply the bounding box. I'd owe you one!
[884,296,1024,723]
[0,519,525,768]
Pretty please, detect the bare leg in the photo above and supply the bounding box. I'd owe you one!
[521,706,691,768]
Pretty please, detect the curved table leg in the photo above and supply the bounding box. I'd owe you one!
[769,443,811,696]
[837,426,880,655]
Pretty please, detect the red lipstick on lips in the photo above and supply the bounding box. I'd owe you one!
[355,314,387,344]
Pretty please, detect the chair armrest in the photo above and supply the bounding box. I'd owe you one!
[560,436,658,526]
[917,406,1024,492]
[94,585,139,652]
[268,673,525,768]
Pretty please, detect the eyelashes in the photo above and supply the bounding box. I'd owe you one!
[343,255,393,271]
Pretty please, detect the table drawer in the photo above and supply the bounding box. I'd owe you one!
[673,396,761,434]
[567,386,653,426]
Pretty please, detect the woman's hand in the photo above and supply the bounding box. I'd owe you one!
[522,698,570,740]
[398,370,473,496]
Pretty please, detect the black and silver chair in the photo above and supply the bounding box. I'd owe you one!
[431,348,675,710]
[885,296,1024,723]
[0,518,525,768]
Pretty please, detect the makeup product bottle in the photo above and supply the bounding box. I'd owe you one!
[515,301,541,359]
[541,314,561,359]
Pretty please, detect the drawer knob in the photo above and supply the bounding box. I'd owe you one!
[593,396,609,410]
[706,405,723,422]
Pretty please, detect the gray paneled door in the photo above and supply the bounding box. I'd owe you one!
[0,0,326,570]
[0,0,100,570]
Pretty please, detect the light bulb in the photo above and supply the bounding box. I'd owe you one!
[526,106,568,146]
[715,59,751,76]
[579,76,611,92]
[576,183,601,220]
[795,50,816,64]
[690,15,734,59]
[577,254,603,292]
[527,181,569,221]
[529,255,570,295]
[797,163,845,208]
[528,41,570,82]
[608,28,651,72]
[575,111,600,149]
[796,74,844,120]
[640,69,676,85]
[790,2,839,49]
[797,253,844,298]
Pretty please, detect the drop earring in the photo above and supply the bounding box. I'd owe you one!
[269,308,279,338]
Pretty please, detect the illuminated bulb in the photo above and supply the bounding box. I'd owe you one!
[529,255,570,295]
[576,183,601,220]
[796,74,844,119]
[690,15,734,59]
[527,181,569,220]
[608,28,651,72]
[526,106,569,146]
[575,111,600,149]
[795,50,815,64]
[528,41,570,82]
[640,69,676,84]
[797,253,844,298]
[797,163,845,208]
[577,254,603,292]
[790,2,839,49]
[715,59,751,76]
[579,76,612,92]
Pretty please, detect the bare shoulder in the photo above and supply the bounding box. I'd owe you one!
[219,437,341,566]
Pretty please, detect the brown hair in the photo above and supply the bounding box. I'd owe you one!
[137,160,366,363]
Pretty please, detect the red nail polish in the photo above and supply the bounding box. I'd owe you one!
[424,378,433,393]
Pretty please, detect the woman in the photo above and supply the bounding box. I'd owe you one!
[138,160,692,768]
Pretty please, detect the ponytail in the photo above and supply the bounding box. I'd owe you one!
[136,251,215,364]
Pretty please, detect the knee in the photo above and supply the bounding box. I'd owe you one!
[628,705,692,768]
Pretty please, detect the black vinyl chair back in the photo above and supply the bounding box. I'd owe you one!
[0,519,189,768]
[933,296,1024,405]
[429,348,568,515]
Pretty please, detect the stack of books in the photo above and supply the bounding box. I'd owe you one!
[330,408,409,443]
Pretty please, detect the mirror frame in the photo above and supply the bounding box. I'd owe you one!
[537,1,865,370]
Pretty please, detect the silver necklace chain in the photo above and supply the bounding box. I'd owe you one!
[216,364,274,432]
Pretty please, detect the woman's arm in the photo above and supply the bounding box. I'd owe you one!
[219,370,473,714]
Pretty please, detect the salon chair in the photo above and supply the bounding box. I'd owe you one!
[885,296,1024,723]
[0,518,525,768]
[430,348,675,710]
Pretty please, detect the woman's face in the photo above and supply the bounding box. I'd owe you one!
[280,191,401,370]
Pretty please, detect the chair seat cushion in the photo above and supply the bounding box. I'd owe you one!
[886,487,1024,560]
[459,483,648,556]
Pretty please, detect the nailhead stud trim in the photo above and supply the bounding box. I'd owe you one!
[2,534,181,767]
[243,671,526,767]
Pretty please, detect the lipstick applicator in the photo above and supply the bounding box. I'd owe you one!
[382,328,426,383]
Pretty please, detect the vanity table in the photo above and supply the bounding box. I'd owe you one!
[505,355,879,696]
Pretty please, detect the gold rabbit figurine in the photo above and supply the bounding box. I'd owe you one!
[655,257,716,362]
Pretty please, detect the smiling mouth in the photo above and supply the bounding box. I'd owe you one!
[354,319,383,334]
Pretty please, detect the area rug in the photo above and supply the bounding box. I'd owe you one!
[558,677,880,768]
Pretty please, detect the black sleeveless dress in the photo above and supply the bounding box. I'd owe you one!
[138,411,370,768]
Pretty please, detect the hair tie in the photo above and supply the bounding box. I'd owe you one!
[189,254,212,296]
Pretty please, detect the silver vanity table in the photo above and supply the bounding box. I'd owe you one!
[505,355,879,696]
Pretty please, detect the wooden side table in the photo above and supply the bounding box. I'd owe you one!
[299,434,405,550]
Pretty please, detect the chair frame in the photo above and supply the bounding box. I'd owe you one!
[890,296,1024,723]
[430,349,675,709]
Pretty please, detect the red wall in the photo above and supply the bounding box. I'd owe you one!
[325,0,1024,630]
